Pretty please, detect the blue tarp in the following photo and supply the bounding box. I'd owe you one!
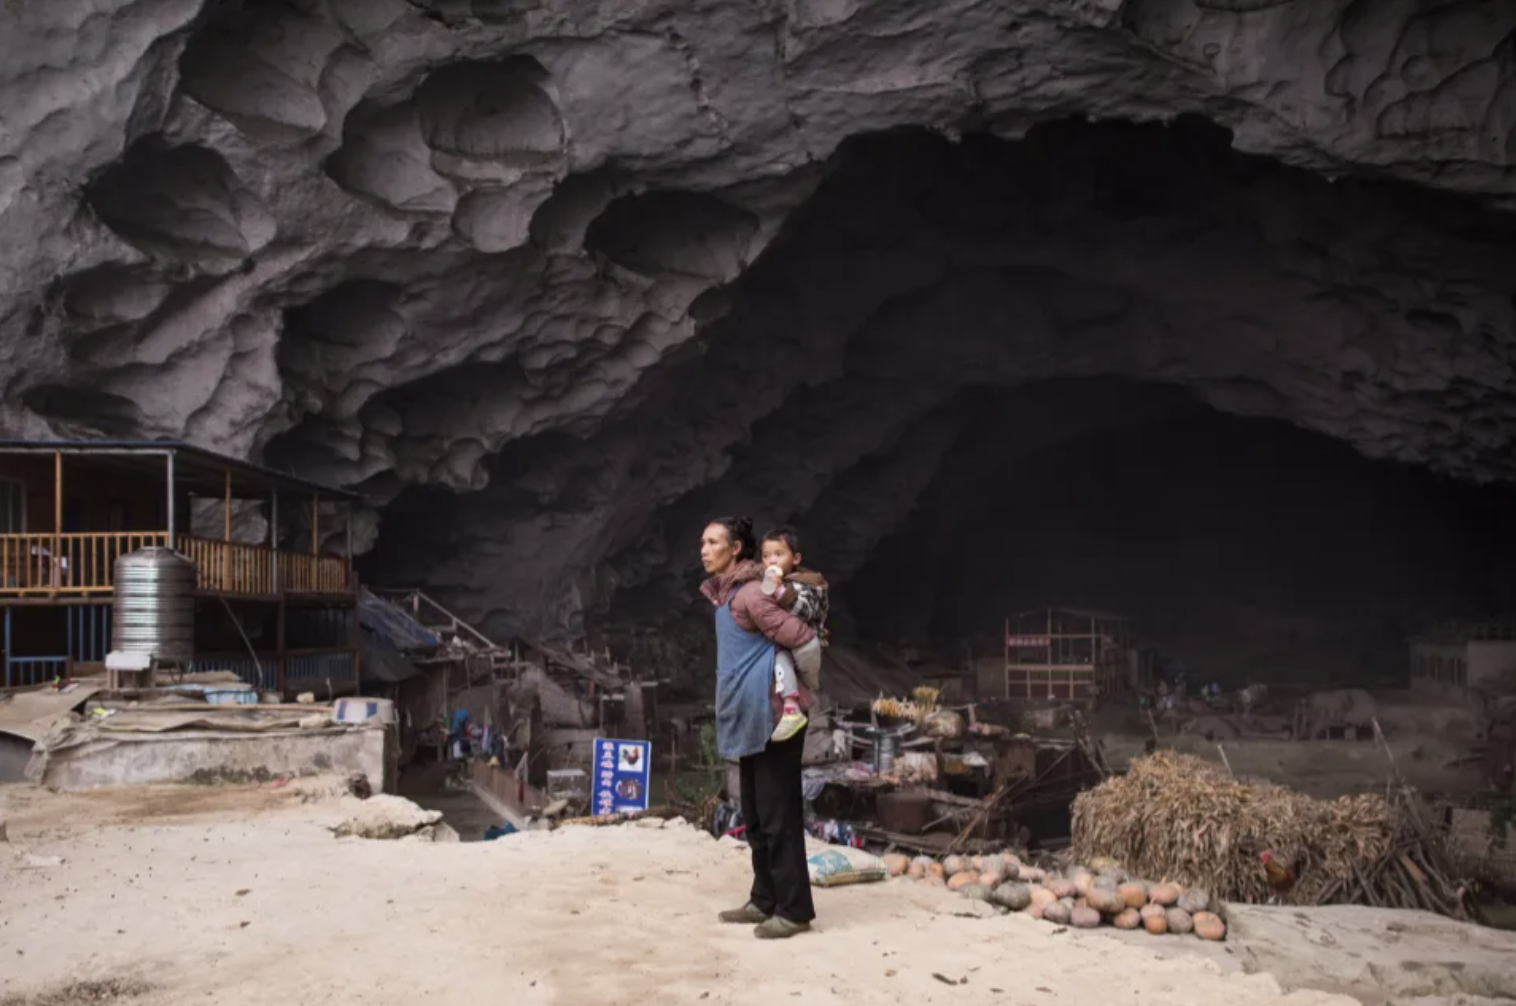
[357,589,440,685]
[359,589,441,653]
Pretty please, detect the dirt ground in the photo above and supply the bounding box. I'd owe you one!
[1093,688,1490,801]
[0,777,339,834]
[0,781,1507,1006]
[395,761,506,841]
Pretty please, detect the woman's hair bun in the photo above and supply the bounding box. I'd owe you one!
[709,515,757,558]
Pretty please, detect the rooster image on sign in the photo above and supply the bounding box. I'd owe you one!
[617,744,643,772]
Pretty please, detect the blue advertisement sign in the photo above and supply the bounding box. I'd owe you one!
[592,738,652,816]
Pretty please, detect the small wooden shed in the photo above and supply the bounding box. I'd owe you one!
[982,607,1134,703]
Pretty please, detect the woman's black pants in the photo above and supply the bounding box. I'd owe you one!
[738,730,816,924]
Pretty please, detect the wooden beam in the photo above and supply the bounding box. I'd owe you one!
[311,493,319,555]
[850,825,1001,856]
[165,451,176,549]
[270,489,279,593]
[52,451,61,591]
[350,594,361,693]
[276,599,287,695]
[224,469,232,541]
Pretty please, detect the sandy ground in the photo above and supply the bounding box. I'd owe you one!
[0,782,1504,1006]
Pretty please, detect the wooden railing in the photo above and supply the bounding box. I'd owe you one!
[179,536,276,596]
[279,550,351,595]
[0,532,351,598]
[0,532,169,596]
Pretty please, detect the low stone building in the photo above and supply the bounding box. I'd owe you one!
[1408,618,1516,700]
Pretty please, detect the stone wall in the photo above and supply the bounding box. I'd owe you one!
[35,725,388,793]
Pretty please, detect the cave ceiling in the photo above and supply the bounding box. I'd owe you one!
[2,0,1516,640]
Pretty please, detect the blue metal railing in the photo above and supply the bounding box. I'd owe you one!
[3,606,73,686]
[187,650,356,693]
[1,595,356,693]
[189,654,275,691]
[287,651,355,685]
[66,604,111,664]
[5,655,70,688]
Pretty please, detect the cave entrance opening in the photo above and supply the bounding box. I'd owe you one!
[299,116,1516,723]
[838,377,1516,700]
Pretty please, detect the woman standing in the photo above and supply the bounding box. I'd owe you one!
[699,516,821,939]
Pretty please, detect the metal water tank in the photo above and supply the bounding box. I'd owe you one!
[112,547,196,663]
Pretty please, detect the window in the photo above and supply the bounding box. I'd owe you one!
[62,495,85,533]
[0,478,23,533]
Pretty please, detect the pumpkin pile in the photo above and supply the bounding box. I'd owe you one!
[880,850,1227,941]
[1067,751,1482,922]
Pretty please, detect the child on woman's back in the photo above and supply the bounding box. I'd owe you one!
[759,526,829,743]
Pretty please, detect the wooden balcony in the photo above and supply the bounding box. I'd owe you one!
[0,532,352,600]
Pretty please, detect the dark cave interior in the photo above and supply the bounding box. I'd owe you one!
[348,115,1516,689]
[844,379,1516,685]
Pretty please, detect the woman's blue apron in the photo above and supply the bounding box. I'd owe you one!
[714,595,777,760]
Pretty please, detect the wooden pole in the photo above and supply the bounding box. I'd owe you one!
[1003,617,1009,702]
[1046,609,1053,701]
[223,470,232,592]
[165,452,176,550]
[1089,614,1097,701]
[52,451,61,591]
[270,489,279,594]
[311,493,319,555]
[350,588,361,693]
[276,598,287,696]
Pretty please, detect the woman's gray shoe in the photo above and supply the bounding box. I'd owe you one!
[719,902,770,924]
[754,916,810,939]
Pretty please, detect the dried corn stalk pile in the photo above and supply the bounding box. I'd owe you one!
[1071,752,1477,920]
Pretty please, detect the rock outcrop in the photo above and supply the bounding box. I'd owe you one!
[2,0,1516,641]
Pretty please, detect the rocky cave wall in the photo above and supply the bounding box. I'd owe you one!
[3,0,1516,661]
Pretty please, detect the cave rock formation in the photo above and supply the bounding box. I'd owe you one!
[3,0,1516,645]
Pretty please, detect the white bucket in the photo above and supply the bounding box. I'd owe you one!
[332,697,397,725]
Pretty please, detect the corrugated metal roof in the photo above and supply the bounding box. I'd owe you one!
[0,440,363,502]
